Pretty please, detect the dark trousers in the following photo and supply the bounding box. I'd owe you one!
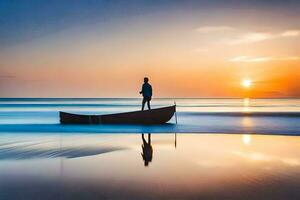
[142,97,151,110]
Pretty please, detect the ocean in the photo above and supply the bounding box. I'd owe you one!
[0,98,299,135]
[1,98,300,200]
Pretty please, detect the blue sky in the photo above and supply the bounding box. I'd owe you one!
[1,0,300,47]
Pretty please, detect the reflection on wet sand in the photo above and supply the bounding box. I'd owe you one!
[1,133,300,200]
[0,135,126,159]
[140,133,177,166]
[141,133,153,166]
[0,145,125,159]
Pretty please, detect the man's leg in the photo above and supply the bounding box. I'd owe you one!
[147,99,151,110]
[142,98,146,111]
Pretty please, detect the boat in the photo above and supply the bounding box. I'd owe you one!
[59,105,176,125]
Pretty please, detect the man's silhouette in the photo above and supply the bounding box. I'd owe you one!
[139,77,152,111]
[141,133,153,166]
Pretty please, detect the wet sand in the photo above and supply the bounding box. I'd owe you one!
[1,133,300,200]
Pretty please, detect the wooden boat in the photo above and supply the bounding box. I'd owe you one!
[59,105,176,125]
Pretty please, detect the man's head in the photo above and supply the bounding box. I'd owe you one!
[144,77,149,83]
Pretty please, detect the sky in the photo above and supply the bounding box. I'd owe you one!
[0,0,300,98]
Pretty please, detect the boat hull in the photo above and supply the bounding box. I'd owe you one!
[59,105,176,125]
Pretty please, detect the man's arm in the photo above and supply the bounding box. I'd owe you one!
[139,84,144,94]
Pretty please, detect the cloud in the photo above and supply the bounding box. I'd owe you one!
[0,75,16,79]
[227,29,300,45]
[229,56,300,62]
[195,26,300,47]
[228,33,273,44]
[230,56,272,62]
[194,47,208,52]
[280,30,300,37]
[196,26,235,33]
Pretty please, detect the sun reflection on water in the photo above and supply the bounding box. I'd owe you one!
[243,98,250,112]
[242,117,253,127]
[242,134,252,145]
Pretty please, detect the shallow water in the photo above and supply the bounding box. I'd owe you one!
[0,98,299,134]
[1,133,300,200]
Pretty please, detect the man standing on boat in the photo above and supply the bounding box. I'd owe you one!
[140,77,152,110]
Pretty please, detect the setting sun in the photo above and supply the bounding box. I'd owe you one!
[242,80,252,88]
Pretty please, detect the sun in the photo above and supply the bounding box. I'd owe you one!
[242,79,252,88]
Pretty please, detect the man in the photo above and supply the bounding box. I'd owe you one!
[139,77,152,110]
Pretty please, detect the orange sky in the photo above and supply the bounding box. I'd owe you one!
[0,2,299,98]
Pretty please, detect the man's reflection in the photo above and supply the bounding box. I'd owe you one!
[141,133,153,166]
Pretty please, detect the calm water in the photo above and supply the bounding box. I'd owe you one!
[1,133,300,200]
[0,98,299,134]
[0,98,300,199]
